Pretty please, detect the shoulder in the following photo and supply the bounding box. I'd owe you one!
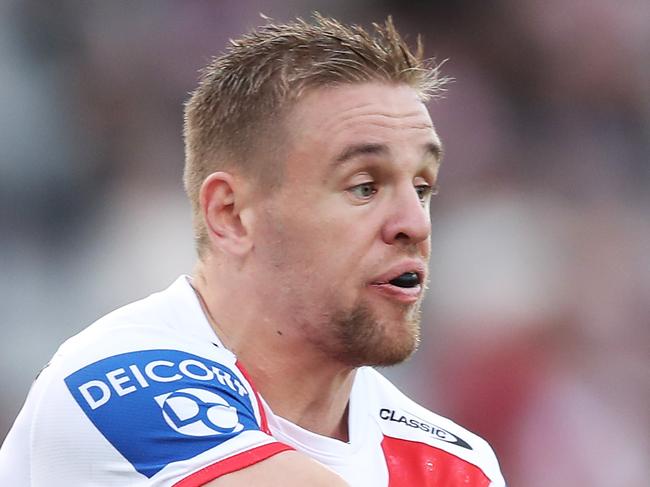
[49,275,233,388]
[358,367,506,487]
[359,368,491,454]
[44,278,240,400]
[6,277,286,485]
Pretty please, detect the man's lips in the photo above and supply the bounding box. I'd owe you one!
[369,281,422,303]
[371,260,426,286]
[369,261,426,303]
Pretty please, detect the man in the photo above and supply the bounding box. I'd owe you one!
[0,15,505,486]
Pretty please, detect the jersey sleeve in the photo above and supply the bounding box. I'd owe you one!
[29,345,291,486]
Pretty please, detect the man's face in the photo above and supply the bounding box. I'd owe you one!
[251,82,441,367]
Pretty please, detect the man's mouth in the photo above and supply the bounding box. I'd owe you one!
[370,266,425,304]
[388,272,421,288]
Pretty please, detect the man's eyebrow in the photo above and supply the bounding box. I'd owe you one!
[333,141,443,166]
[334,143,389,164]
[425,141,443,162]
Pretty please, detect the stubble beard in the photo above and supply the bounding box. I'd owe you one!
[313,298,422,368]
[260,215,423,367]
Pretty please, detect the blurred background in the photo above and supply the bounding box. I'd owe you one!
[1,0,648,485]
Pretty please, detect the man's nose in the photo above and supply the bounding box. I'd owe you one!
[381,185,431,246]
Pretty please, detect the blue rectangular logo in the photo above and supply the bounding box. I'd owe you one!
[65,349,258,478]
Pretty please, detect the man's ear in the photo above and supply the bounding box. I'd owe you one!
[199,171,253,257]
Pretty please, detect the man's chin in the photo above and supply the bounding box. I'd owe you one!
[328,302,422,368]
[365,318,421,367]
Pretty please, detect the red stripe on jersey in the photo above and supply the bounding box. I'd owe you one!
[381,436,490,487]
[173,442,293,487]
[235,360,271,434]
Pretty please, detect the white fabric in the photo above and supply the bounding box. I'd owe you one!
[0,276,505,486]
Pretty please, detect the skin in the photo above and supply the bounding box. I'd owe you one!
[194,82,441,485]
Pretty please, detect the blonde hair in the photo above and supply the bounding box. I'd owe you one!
[184,14,447,256]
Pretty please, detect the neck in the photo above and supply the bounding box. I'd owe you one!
[192,263,355,441]
[245,346,355,442]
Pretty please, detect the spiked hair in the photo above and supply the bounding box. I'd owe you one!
[184,14,447,256]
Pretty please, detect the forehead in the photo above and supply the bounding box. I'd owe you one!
[284,83,440,171]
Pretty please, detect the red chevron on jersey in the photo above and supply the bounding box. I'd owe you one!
[381,436,490,487]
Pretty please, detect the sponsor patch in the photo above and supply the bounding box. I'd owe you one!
[379,408,473,450]
[65,349,258,478]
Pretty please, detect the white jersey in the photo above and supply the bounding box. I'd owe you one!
[0,276,505,486]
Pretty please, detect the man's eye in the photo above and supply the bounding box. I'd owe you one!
[349,182,377,199]
[415,184,436,202]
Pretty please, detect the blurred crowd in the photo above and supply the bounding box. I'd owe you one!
[1,1,648,485]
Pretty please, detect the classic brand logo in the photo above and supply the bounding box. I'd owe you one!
[380,408,473,450]
[65,350,258,478]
